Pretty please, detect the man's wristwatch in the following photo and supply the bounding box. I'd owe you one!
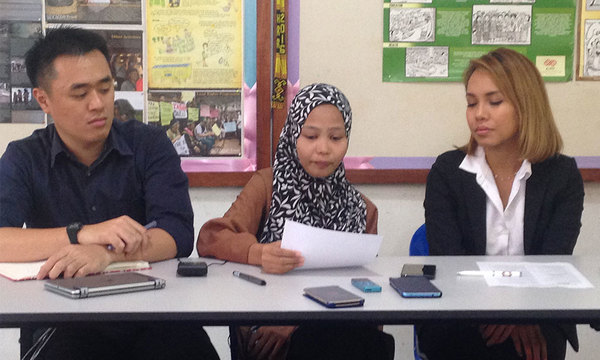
[66,222,83,244]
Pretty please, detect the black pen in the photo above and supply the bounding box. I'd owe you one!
[233,271,266,286]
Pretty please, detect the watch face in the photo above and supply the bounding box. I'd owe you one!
[67,222,82,231]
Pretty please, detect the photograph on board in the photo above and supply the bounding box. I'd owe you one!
[389,8,435,43]
[471,5,532,45]
[1,22,43,123]
[148,90,242,158]
[114,91,144,122]
[45,0,142,24]
[587,0,600,11]
[90,30,143,92]
[583,19,600,77]
[405,46,448,78]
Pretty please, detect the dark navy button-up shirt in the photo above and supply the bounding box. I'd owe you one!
[0,120,194,257]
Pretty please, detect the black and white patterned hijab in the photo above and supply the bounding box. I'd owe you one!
[259,83,367,244]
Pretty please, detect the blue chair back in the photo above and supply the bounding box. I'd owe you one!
[409,224,429,256]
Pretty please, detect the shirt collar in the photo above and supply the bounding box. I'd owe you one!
[459,146,532,184]
[50,121,133,168]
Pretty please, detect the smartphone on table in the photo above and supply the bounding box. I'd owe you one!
[389,276,442,298]
[401,263,436,279]
[351,278,382,293]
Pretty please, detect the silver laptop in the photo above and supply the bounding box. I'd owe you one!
[44,272,165,299]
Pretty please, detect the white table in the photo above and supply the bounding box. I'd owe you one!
[2,255,600,327]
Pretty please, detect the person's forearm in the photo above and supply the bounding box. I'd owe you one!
[0,227,69,262]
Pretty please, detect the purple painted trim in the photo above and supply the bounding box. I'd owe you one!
[368,157,435,170]
[575,156,600,168]
[344,156,600,171]
[288,0,299,84]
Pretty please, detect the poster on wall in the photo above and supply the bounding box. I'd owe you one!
[45,0,142,24]
[148,90,242,158]
[146,0,242,89]
[0,22,44,124]
[577,0,600,80]
[383,0,576,82]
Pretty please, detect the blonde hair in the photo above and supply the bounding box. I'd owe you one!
[461,48,562,163]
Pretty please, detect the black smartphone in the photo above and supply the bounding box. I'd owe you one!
[389,276,442,298]
[303,286,365,308]
[401,263,436,279]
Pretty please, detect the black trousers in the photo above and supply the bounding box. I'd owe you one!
[417,322,566,360]
[287,324,395,360]
[32,323,220,360]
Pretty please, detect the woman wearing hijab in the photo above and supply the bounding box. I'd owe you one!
[197,83,393,360]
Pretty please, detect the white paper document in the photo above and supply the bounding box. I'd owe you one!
[281,220,383,269]
[476,261,593,288]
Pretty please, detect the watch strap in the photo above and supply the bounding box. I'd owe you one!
[66,222,83,244]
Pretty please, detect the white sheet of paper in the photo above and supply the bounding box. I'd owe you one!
[477,261,594,288]
[280,220,383,269]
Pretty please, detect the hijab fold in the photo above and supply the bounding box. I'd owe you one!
[259,83,367,243]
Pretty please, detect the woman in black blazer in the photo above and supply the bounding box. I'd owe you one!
[419,48,584,360]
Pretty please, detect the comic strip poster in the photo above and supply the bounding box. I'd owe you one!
[577,0,600,79]
[383,0,575,82]
[148,90,242,158]
[147,0,242,89]
[0,21,44,123]
[45,0,142,24]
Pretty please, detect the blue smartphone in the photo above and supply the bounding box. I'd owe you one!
[351,278,382,293]
[389,276,442,298]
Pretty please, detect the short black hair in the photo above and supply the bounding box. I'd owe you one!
[25,27,110,89]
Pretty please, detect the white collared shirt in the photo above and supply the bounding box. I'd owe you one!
[459,147,532,255]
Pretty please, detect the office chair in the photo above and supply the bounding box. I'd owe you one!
[409,224,428,257]
[409,224,428,360]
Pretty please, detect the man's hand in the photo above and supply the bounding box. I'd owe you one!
[259,241,304,274]
[77,215,148,254]
[37,244,112,279]
[247,326,295,360]
[479,324,515,346]
[510,325,547,360]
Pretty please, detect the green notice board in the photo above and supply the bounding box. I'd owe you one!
[383,0,575,82]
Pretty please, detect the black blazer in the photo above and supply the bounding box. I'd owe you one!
[424,149,585,350]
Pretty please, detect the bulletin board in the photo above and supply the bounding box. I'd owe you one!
[0,0,274,187]
[296,0,600,183]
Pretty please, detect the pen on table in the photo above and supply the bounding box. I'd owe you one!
[457,270,522,277]
[107,220,157,250]
[233,271,267,286]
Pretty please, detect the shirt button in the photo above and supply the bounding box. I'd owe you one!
[91,206,97,212]
[87,170,92,176]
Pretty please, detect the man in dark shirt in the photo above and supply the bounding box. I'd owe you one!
[0,27,219,359]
